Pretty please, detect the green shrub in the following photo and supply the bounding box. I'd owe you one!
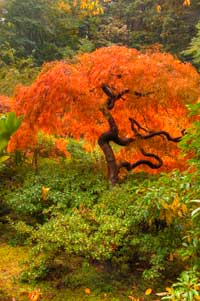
[0,111,23,164]
[4,140,107,220]
[0,56,39,96]
[15,169,194,282]
[162,267,200,301]
[178,103,200,268]
[3,135,199,288]
[162,102,200,300]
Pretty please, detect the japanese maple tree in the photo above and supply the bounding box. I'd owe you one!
[10,46,200,183]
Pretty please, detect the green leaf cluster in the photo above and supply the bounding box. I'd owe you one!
[162,267,200,301]
[0,112,23,163]
[166,104,200,301]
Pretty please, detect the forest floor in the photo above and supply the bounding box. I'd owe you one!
[0,232,142,301]
[0,242,29,301]
[0,235,159,301]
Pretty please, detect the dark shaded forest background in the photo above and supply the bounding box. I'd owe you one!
[0,0,200,97]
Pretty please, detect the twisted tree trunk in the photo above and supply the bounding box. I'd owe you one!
[98,84,185,185]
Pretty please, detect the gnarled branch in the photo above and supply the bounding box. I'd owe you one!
[101,84,129,110]
[129,118,185,142]
[119,148,163,171]
[98,84,184,185]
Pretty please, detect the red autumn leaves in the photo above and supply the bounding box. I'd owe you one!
[7,45,200,173]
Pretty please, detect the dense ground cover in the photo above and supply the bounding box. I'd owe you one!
[0,125,200,300]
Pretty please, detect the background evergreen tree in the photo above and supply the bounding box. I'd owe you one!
[183,20,200,71]
[89,0,200,57]
[0,0,86,65]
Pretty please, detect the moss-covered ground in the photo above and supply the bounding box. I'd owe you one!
[0,235,157,301]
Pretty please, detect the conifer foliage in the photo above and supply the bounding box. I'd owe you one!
[10,46,200,183]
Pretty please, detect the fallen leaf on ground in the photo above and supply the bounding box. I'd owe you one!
[85,287,91,295]
[145,288,152,295]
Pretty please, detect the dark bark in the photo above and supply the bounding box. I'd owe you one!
[98,106,133,185]
[129,118,185,142]
[101,84,129,110]
[98,84,185,185]
[119,148,163,171]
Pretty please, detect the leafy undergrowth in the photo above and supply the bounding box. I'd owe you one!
[0,133,199,301]
[0,237,160,301]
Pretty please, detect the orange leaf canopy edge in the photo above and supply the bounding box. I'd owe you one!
[11,46,200,174]
[0,95,12,113]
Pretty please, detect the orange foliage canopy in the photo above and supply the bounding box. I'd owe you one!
[10,46,200,178]
[0,95,12,113]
